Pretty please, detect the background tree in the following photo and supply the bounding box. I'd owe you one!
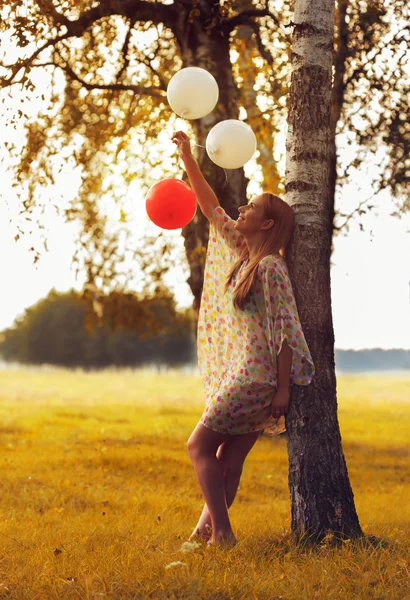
[0,289,195,367]
[330,0,409,231]
[285,0,362,542]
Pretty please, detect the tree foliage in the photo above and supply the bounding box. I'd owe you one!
[332,0,409,230]
[0,289,195,367]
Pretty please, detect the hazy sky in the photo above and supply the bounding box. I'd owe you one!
[1,23,409,351]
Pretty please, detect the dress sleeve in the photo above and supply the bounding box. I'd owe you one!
[209,205,247,262]
[198,206,246,380]
[255,255,315,386]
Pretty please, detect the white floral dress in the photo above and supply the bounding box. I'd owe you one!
[197,206,315,437]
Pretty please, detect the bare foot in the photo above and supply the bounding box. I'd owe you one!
[188,524,212,543]
[207,531,237,548]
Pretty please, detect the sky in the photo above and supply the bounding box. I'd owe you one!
[1,18,409,352]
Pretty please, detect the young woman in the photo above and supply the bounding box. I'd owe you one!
[171,130,315,548]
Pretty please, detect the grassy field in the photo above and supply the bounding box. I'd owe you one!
[0,368,409,599]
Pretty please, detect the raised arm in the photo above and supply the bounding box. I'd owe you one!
[171,131,220,220]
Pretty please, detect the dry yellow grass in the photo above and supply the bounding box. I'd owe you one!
[0,368,409,599]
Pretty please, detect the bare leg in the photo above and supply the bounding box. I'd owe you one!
[189,447,234,539]
[189,468,241,541]
[188,426,260,544]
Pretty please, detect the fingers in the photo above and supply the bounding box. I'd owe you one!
[172,130,189,143]
[171,131,191,159]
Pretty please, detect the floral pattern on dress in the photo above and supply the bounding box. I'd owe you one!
[197,206,315,437]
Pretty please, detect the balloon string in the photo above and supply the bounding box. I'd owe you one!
[177,142,229,183]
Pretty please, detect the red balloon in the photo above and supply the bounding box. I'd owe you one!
[145,178,197,230]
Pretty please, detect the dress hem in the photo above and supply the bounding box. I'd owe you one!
[199,420,265,436]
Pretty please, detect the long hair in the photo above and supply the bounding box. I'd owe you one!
[224,193,295,310]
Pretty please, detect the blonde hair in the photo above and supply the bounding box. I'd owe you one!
[225,193,295,310]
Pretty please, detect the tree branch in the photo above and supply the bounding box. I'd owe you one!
[114,16,169,90]
[247,20,274,65]
[0,33,70,86]
[222,8,279,35]
[334,194,375,232]
[49,0,178,37]
[334,173,394,232]
[112,18,168,92]
[116,21,167,92]
[1,1,178,89]
[33,0,70,29]
[128,22,168,92]
[35,60,166,99]
[116,17,138,81]
[344,25,409,90]
[137,56,168,91]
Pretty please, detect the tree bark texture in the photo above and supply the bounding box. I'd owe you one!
[284,0,363,542]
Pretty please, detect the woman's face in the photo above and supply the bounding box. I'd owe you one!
[234,195,273,234]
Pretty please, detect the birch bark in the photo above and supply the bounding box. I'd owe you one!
[284,0,363,542]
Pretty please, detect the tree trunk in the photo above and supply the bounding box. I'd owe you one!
[284,0,363,543]
[176,20,248,313]
[329,0,349,237]
[236,20,282,194]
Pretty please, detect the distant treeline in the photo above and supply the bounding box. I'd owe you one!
[1,291,409,371]
[0,290,196,368]
[335,349,410,372]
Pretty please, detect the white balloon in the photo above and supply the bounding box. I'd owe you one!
[167,67,219,120]
[206,120,257,169]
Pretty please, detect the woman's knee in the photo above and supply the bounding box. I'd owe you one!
[217,431,259,474]
[186,424,204,459]
[186,432,209,460]
[216,445,243,477]
[187,422,229,460]
[187,435,198,460]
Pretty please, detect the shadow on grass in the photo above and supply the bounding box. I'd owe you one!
[344,440,409,460]
[253,529,391,559]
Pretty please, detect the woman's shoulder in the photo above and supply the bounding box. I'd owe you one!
[211,205,228,222]
[210,205,236,231]
[258,253,287,275]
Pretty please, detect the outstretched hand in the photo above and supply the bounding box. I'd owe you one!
[172,131,192,161]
